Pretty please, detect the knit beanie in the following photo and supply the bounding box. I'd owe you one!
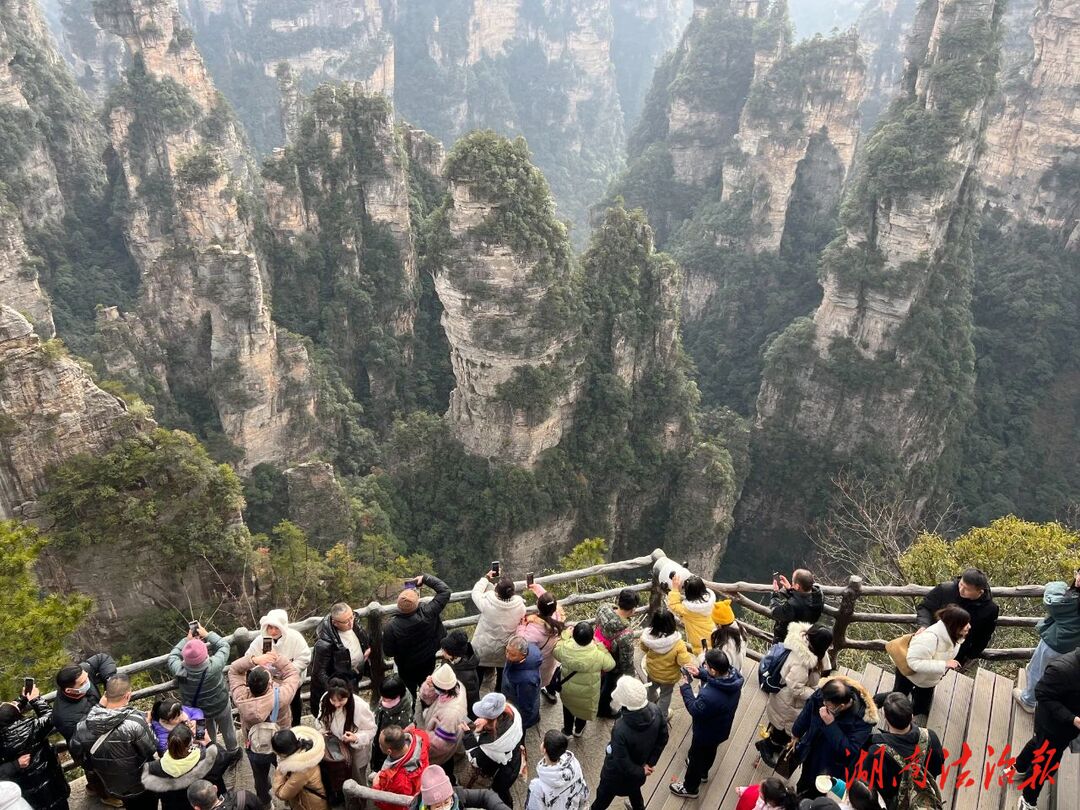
[431,663,458,692]
[713,598,736,627]
[397,588,420,614]
[421,765,454,806]
[610,675,648,712]
[182,639,208,667]
[472,692,506,720]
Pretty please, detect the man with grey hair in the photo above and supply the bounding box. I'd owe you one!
[502,637,543,730]
[310,601,370,714]
[186,779,254,810]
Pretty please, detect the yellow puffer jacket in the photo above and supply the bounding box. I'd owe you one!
[668,589,716,650]
[639,632,693,685]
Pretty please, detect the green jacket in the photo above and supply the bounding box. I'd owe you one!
[1037,581,1080,654]
[167,633,232,717]
[553,634,615,721]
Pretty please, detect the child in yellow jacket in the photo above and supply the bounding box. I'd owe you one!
[640,609,693,715]
[668,575,717,652]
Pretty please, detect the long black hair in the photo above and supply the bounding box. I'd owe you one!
[536,592,565,636]
[711,622,746,654]
[319,678,356,735]
[759,776,798,810]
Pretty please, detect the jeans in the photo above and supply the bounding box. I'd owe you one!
[205,703,238,751]
[1020,640,1064,708]
[1016,730,1074,804]
[646,683,675,716]
[891,671,936,717]
[561,706,586,736]
[246,750,275,808]
[683,740,718,793]
[591,777,644,810]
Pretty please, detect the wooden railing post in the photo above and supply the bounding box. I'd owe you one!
[830,575,862,663]
[647,548,666,621]
[366,601,385,700]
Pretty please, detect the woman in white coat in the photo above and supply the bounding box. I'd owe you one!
[245,609,311,727]
[894,604,971,722]
[471,570,526,690]
[316,678,376,804]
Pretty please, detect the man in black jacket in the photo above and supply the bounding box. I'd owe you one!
[770,569,824,642]
[310,602,370,715]
[867,693,944,807]
[53,653,117,743]
[382,573,452,697]
[592,676,668,810]
[917,568,999,666]
[1013,648,1080,809]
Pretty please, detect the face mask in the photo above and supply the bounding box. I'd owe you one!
[74,681,92,695]
[380,696,401,709]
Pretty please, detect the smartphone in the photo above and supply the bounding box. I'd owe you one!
[491,560,501,576]
[195,718,207,739]
[700,638,708,653]
[262,637,273,654]
[526,572,534,587]
[772,571,781,581]
[23,677,34,695]
[680,666,692,679]
[189,621,200,636]
[403,580,417,590]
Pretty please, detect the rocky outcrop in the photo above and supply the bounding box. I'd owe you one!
[53,0,128,102]
[0,206,54,339]
[95,0,322,470]
[856,0,918,129]
[0,306,150,518]
[980,0,1079,246]
[283,461,354,551]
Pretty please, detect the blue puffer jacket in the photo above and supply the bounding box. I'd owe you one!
[679,666,744,745]
[1037,581,1080,654]
[792,674,876,783]
[502,643,543,730]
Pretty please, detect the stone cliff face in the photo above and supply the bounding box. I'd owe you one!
[94,0,322,470]
[0,306,150,519]
[856,0,918,129]
[53,0,127,102]
[0,206,54,339]
[980,0,1078,246]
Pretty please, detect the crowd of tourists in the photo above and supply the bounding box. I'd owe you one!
[0,561,1078,810]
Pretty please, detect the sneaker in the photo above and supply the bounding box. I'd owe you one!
[573,727,584,737]
[669,782,698,799]
[1003,765,1031,785]
[1017,797,1037,810]
[541,687,558,704]
[1012,688,1035,714]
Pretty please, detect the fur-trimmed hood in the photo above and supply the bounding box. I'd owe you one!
[640,630,681,654]
[782,622,830,671]
[819,673,877,725]
[275,725,326,773]
[680,589,716,615]
[141,744,218,792]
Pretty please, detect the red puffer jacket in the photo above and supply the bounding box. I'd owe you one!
[373,730,430,810]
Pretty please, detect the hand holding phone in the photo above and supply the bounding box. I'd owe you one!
[262,637,273,654]
[526,572,534,587]
[189,621,200,638]
[22,677,34,699]
[490,560,501,577]
[195,718,207,741]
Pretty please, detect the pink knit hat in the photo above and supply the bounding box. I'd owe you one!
[182,638,208,667]
[420,765,454,806]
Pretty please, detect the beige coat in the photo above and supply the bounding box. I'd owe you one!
[272,726,329,810]
[905,620,961,688]
[765,622,830,733]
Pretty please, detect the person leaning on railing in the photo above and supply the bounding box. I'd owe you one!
[1013,568,1080,714]
[769,570,823,644]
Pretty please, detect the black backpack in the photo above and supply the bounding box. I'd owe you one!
[758,642,791,693]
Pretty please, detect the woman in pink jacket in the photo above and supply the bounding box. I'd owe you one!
[516,583,566,695]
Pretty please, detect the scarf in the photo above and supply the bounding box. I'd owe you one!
[478,709,523,765]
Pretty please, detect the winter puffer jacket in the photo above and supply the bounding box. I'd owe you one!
[640,631,693,685]
[792,674,876,783]
[167,633,232,718]
[1034,648,1080,742]
[415,680,469,765]
[526,751,589,810]
[470,579,526,667]
[228,656,301,741]
[1036,581,1080,654]
[373,730,430,810]
[668,589,717,651]
[917,579,999,664]
[52,653,117,743]
[680,667,744,746]
[595,606,636,676]
[383,575,452,678]
[244,609,312,680]
[598,704,669,787]
[272,726,328,810]
[310,614,370,708]
[371,692,414,771]
[553,635,615,721]
[0,699,69,810]
[516,586,564,687]
[503,642,543,729]
[905,620,961,689]
[464,709,523,777]
[141,744,231,810]
[770,585,825,643]
[409,787,511,810]
[70,704,158,798]
[765,622,830,733]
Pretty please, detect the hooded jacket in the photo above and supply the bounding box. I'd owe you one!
[383,575,452,677]
[791,674,876,782]
[668,589,717,652]
[680,666,744,746]
[503,643,543,730]
[374,730,430,810]
[464,708,523,776]
[409,787,512,810]
[273,726,328,810]
[439,644,481,716]
[371,691,414,770]
[470,579,527,667]
[917,579,999,664]
[640,631,693,686]
[598,703,669,787]
[229,655,301,741]
[0,699,69,810]
[310,614,370,707]
[141,744,227,810]
[1033,648,1080,742]
[905,620,962,688]
[52,652,117,743]
[167,632,232,718]
[553,635,615,721]
[526,751,589,810]
[1036,581,1080,654]
[596,606,637,676]
[766,622,830,733]
[770,585,825,643]
[244,610,312,679]
[70,704,158,798]
[415,680,469,765]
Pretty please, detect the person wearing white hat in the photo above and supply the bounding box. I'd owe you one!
[245,609,311,728]
[415,664,469,766]
[464,694,524,809]
[591,677,668,810]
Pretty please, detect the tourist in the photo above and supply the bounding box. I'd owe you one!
[243,609,311,728]
[228,649,301,808]
[667,576,716,653]
[734,777,799,810]
[669,649,743,799]
[502,637,543,731]
[0,683,69,810]
[639,609,693,717]
[471,569,526,691]
[371,676,413,771]
[553,621,616,737]
[893,604,970,723]
[317,679,376,805]
[415,664,469,768]
[596,589,641,718]
[591,677,668,810]
[790,676,876,798]
[916,568,998,667]
[757,624,833,767]
[526,731,588,810]
[271,728,328,810]
[372,725,430,810]
[148,700,204,754]
[464,693,524,809]
[382,573,452,697]
[770,570,824,643]
[70,674,159,810]
[438,631,481,717]
[517,583,565,701]
[409,765,512,810]
[310,602,370,715]
[140,724,235,810]
[52,653,117,743]
[167,624,237,752]
[185,780,254,810]
[1014,569,1080,714]
[867,693,944,809]
[709,599,746,671]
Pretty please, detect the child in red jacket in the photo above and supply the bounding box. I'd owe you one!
[372,725,430,810]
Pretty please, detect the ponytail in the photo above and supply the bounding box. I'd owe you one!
[760,776,798,810]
